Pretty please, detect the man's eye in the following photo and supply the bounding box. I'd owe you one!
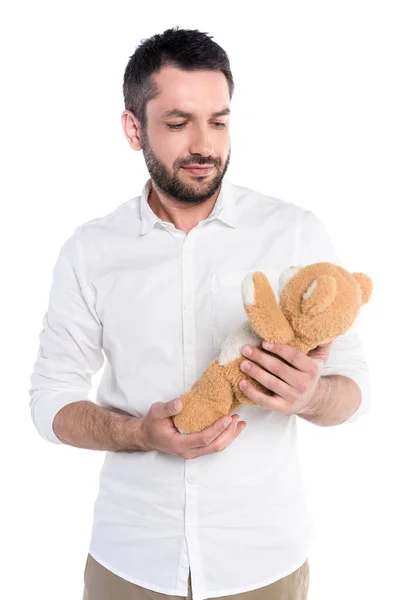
[166,122,227,130]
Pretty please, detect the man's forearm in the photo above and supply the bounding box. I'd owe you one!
[52,400,147,451]
[297,375,362,426]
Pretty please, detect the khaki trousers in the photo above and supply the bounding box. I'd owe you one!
[83,553,310,600]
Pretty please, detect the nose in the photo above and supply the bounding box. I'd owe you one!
[188,124,214,157]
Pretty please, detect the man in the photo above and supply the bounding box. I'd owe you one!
[29,26,370,600]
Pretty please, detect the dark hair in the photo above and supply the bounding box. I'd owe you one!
[122,26,234,129]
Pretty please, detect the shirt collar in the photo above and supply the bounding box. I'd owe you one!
[139,177,237,235]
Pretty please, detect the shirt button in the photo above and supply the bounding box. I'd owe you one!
[185,359,193,367]
[186,473,196,484]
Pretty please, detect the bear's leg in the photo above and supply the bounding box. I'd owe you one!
[173,359,234,434]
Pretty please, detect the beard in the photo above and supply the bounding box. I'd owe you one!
[140,128,231,204]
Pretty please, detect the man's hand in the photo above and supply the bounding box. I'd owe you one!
[238,340,332,416]
[137,398,247,459]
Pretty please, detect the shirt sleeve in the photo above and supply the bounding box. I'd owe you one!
[28,233,105,444]
[298,210,371,424]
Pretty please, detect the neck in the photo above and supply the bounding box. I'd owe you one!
[147,181,221,234]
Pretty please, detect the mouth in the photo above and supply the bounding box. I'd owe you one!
[181,165,214,177]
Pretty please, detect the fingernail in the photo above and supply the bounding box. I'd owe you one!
[262,340,273,349]
[242,345,252,357]
[241,361,251,371]
[223,418,231,427]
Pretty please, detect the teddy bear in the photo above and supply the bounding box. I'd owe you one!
[173,262,373,434]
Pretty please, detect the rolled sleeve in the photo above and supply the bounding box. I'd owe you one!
[322,324,371,423]
[300,210,371,423]
[28,233,104,444]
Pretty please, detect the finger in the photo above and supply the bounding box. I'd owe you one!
[242,346,300,387]
[240,349,308,396]
[196,417,247,457]
[181,414,234,450]
[239,380,293,414]
[307,343,332,369]
[187,416,244,458]
[233,421,247,438]
[240,360,297,402]
[153,398,182,420]
[261,341,315,374]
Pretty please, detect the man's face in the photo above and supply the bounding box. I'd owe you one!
[140,66,231,204]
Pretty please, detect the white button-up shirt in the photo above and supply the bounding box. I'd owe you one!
[29,177,370,600]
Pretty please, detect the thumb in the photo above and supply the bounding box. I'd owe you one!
[307,342,332,370]
[164,397,183,418]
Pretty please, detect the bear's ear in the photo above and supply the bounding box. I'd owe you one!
[301,275,337,317]
[352,272,373,305]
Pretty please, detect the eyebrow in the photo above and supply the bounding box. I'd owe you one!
[161,107,231,119]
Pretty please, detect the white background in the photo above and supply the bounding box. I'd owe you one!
[1,1,399,599]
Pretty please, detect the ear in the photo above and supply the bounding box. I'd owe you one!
[301,275,337,317]
[121,109,143,151]
[352,272,373,305]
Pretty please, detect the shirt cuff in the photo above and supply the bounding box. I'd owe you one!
[30,391,89,444]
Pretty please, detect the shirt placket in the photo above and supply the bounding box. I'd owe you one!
[180,228,206,600]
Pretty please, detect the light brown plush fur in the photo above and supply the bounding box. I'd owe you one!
[173,262,373,434]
